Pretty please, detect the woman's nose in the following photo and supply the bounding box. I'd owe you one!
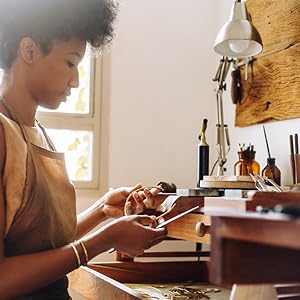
[69,69,80,88]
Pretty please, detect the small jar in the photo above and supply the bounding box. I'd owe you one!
[262,158,281,186]
[234,150,260,176]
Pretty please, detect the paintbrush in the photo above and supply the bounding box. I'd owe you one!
[263,125,271,159]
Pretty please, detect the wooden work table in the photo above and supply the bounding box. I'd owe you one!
[210,212,300,299]
[69,191,300,299]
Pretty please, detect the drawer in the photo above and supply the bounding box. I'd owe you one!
[167,213,211,244]
[69,261,230,300]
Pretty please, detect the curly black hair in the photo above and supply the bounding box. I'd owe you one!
[0,0,118,69]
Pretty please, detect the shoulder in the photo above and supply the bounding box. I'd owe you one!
[0,119,5,256]
[0,113,17,129]
[0,119,5,176]
[0,113,25,144]
[0,113,27,174]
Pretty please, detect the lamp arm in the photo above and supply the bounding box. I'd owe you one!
[213,57,232,176]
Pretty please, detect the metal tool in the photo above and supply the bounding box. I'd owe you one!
[250,174,282,192]
[156,206,200,228]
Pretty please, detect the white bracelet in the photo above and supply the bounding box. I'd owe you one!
[78,240,89,265]
[70,242,81,268]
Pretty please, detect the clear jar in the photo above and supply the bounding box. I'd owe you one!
[262,158,281,186]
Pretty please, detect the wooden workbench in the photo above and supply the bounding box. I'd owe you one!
[210,212,300,299]
[69,191,300,299]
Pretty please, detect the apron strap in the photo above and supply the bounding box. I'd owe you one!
[35,119,57,152]
[0,95,31,143]
[0,96,56,151]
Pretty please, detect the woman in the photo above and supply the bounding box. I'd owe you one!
[0,0,166,299]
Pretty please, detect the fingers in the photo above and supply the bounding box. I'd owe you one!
[132,191,147,206]
[146,235,167,249]
[135,215,157,227]
[131,187,156,208]
[143,188,155,208]
[124,184,162,215]
[149,186,162,195]
[120,184,144,198]
[126,226,167,256]
[127,188,153,215]
[111,215,167,257]
[124,201,135,216]
[125,249,145,258]
[122,184,161,201]
[129,183,144,193]
[135,215,168,238]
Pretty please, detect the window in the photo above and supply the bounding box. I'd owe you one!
[37,53,102,189]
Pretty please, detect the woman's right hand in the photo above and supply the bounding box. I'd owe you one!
[98,215,167,257]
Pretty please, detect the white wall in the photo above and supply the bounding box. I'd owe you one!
[75,0,299,264]
[105,0,299,189]
[80,0,221,264]
[107,0,219,189]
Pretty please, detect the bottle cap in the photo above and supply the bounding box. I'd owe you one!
[267,157,275,164]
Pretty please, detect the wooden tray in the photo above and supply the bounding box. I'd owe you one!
[68,261,231,300]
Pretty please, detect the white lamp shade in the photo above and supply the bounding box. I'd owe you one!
[214,1,263,58]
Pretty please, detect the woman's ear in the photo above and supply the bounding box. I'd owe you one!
[19,37,39,64]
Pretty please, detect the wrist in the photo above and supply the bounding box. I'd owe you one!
[83,224,115,258]
[97,199,108,222]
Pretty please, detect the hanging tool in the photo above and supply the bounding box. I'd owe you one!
[231,66,243,104]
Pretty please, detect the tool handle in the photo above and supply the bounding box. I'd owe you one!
[231,68,243,104]
[197,145,209,187]
[290,134,296,184]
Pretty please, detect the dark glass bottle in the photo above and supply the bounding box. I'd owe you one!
[262,158,281,186]
[234,149,260,176]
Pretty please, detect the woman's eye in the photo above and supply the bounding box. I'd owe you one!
[66,61,75,68]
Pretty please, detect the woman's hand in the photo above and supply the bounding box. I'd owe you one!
[76,184,161,238]
[102,215,167,257]
[101,184,161,219]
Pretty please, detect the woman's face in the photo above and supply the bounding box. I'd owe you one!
[29,38,86,109]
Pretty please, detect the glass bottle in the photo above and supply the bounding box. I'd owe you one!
[262,158,281,186]
[234,148,260,176]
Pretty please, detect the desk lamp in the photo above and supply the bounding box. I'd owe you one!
[212,0,262,176]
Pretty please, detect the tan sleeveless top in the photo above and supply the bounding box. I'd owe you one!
[0,108,77,299]
[1,114,51,236]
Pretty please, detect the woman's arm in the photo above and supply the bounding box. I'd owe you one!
[0,125,166,299]
[0,191,165,298]
[75,197,108,239]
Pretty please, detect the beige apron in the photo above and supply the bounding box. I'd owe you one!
[1,100,77,299]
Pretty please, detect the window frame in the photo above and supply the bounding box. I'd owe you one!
[37,56,103,190]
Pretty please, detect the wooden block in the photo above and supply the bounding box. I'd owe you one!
[200,176,255,189]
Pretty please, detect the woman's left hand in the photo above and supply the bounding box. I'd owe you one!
[101,184,142,219]
[101,183,161,219]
